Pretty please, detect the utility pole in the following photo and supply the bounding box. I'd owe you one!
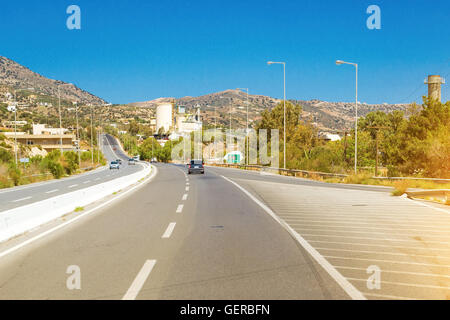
[368,126,388,176]
[90,105,94,165]
[75,102,81,166]
[58,85,63,153]
[97,108,101,164]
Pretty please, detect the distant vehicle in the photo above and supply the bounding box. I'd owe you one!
[133,155,140,161]
[116,159,122,165]
[188,159,204,174]
[109,161,120,170]
[150,157,157,163]
[128,158,136,165]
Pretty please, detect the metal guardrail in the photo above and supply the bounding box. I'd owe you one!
[406,189,450,201]
[208,163,450,182]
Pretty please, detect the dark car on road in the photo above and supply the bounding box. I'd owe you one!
[188,160,204,174]
[116,158,123,165]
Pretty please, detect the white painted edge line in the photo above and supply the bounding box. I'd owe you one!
[176,204,184,213]
[182,194,188,201]
[402,195,450,214]
[0,165,158,260]
[162,222,176,239]
[220,175,366,300]
[122,259,157,300]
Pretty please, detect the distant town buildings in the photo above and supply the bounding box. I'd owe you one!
[2,124,75,152]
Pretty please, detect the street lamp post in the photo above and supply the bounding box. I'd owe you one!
[267,61,286,169]
[336,60,358,174]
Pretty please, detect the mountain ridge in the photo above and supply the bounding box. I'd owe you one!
[0,56,106,105]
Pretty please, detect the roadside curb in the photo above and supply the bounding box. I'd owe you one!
[0,162,153,243]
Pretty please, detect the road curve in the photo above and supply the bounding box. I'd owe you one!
[0,134,143,212]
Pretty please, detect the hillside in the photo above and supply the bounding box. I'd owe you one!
[0,56,106,105]
[129,90,410,131]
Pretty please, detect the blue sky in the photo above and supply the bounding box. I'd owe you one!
[1,0,449,104]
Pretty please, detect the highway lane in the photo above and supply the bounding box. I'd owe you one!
[207,165,450,300]
[0,163,348,299]
[1,162,447,300]
[0,134,143,211]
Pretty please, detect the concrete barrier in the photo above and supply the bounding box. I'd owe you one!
[0,163,153,243]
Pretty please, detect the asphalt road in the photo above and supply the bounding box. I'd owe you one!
[0,163,448,299]
[0,163,348,299]
[0,134,143,211]
[208,166,450,300]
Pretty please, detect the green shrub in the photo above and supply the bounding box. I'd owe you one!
[0,148,12,163]
[46,149,61,162]
[47,160,64,179]
[8,163,21,186]
[63,151,79,174]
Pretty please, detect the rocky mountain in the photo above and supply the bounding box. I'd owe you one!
[0,56,106,105]
[129,90,410,132]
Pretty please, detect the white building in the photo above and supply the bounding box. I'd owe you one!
[32,124,68,135]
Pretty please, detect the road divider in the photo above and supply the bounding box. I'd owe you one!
[0,163,153,243]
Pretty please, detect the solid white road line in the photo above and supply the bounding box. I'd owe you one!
[291,226,449,239]
[314,247,449,259]
[45,189,59,194]
[12,196,32,203]
[220,175,366,300]
[182,194,188,201]
[347,277,450,290]
[363,292,417,300]
[176,204,184,213]
[301,233,449,245]
[308,239,450,252]
[403,196,450,214]
[335,265,450,279]
[162,222,176,238]
[323,255,450,268]
[0,165,158,260]
[122,259,156,300]
[68,184,78,188]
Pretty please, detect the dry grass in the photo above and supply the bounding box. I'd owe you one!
[391,180,410,196]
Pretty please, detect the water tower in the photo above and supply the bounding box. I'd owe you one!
[424,75,445,102]
[156,103,173,133]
